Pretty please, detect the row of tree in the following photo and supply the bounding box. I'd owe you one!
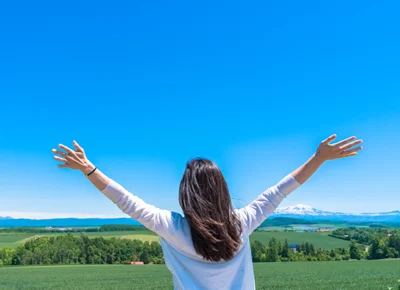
[251,237,400,263]
[330,227,400,244]
[2,235,353,266]
[330,227,400,260]
[1,228,399,266]
[251,238,360,262]
[367,237,400,259]
[250,229,400,263]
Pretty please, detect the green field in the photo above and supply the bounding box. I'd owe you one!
[0,233,37,249]
[0,260,399,289]
[0,230,157,249]
[0,230,349,250]
[41,230,156,238]
[121,234,159,242]
[251,231,350,249]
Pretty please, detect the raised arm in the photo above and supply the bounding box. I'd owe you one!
[52,141,183,240]
[238,134,363,236]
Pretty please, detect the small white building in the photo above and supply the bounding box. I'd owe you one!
[289,244,299,253]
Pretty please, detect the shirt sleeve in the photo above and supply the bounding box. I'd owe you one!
[237,175,300,237]
[101,180,183,240]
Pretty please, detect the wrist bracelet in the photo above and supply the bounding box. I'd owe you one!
[86,167,97,177]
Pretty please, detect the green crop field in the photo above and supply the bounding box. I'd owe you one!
[121,234,159,242]
[1,230,350,251]
[251,231,350,249]
[0,233,36,249]
[0,260,399,289]
[1,230,350,250]
[42,230,157,238]
[0,230,158,249]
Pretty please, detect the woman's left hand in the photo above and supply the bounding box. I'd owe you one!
[52,141,95,174]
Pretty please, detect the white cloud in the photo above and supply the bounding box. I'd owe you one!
[0,211,127,220]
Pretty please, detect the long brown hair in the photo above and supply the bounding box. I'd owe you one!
[179,158,242,262]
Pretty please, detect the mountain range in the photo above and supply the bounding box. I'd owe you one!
[0,218,141,227]
[1,205,399,227]
[271,204,400,223]
[0,216,13,220]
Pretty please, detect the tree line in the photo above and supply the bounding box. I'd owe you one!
[251,228,400,263]
[251,238,355,262]
[330,227,400,259]
[1,228,399,266]
[0,235,376,266]
[330,227,400,244]
[0,234,163,266]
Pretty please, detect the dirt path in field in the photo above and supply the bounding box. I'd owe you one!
[120,235,127,240]
[18,235,44,244]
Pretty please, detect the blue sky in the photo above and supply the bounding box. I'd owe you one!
[0,1,399,218]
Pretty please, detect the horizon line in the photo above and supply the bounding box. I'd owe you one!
[1,204,399,219]
[0,211,127,220]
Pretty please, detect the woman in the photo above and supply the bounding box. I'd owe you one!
[52,134,362,290]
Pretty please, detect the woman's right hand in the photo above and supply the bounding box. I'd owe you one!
[315,134,363,162]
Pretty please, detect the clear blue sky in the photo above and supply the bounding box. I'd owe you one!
[0,1,399,218]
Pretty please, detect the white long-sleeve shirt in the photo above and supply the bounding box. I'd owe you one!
[101,175,300,290]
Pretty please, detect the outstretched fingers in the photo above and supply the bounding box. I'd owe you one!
[332,136,356,147]
[57,163,69,168]
[58,144,74,155]
[338,152,358,159]
[318,134,363,161]
[53,156,67,163]
[322,134,337,144]
[340,140,363,151]
[52,149,66,157]
[73,140,84,153]
[341,146,363,155]
[53,141,82,169]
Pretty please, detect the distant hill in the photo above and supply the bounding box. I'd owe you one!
[0,216,12,220]
[0,217,141,227]
[260,217,314,227]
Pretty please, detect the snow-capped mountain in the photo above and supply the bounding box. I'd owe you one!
[272,204,400,223]
[273,204,344,216]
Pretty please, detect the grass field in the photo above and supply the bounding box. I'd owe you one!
[120,234,159,242]
[0,260,399,289]
[0,230,349,250]
[0,230,157,249]
[42,230,157,238]
[251,231,350,249]
[0,233,36,249]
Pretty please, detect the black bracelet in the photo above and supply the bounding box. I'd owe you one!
[86,167,97,177]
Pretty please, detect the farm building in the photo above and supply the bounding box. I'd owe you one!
[131,261,144,265]
[288,244,299,253]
